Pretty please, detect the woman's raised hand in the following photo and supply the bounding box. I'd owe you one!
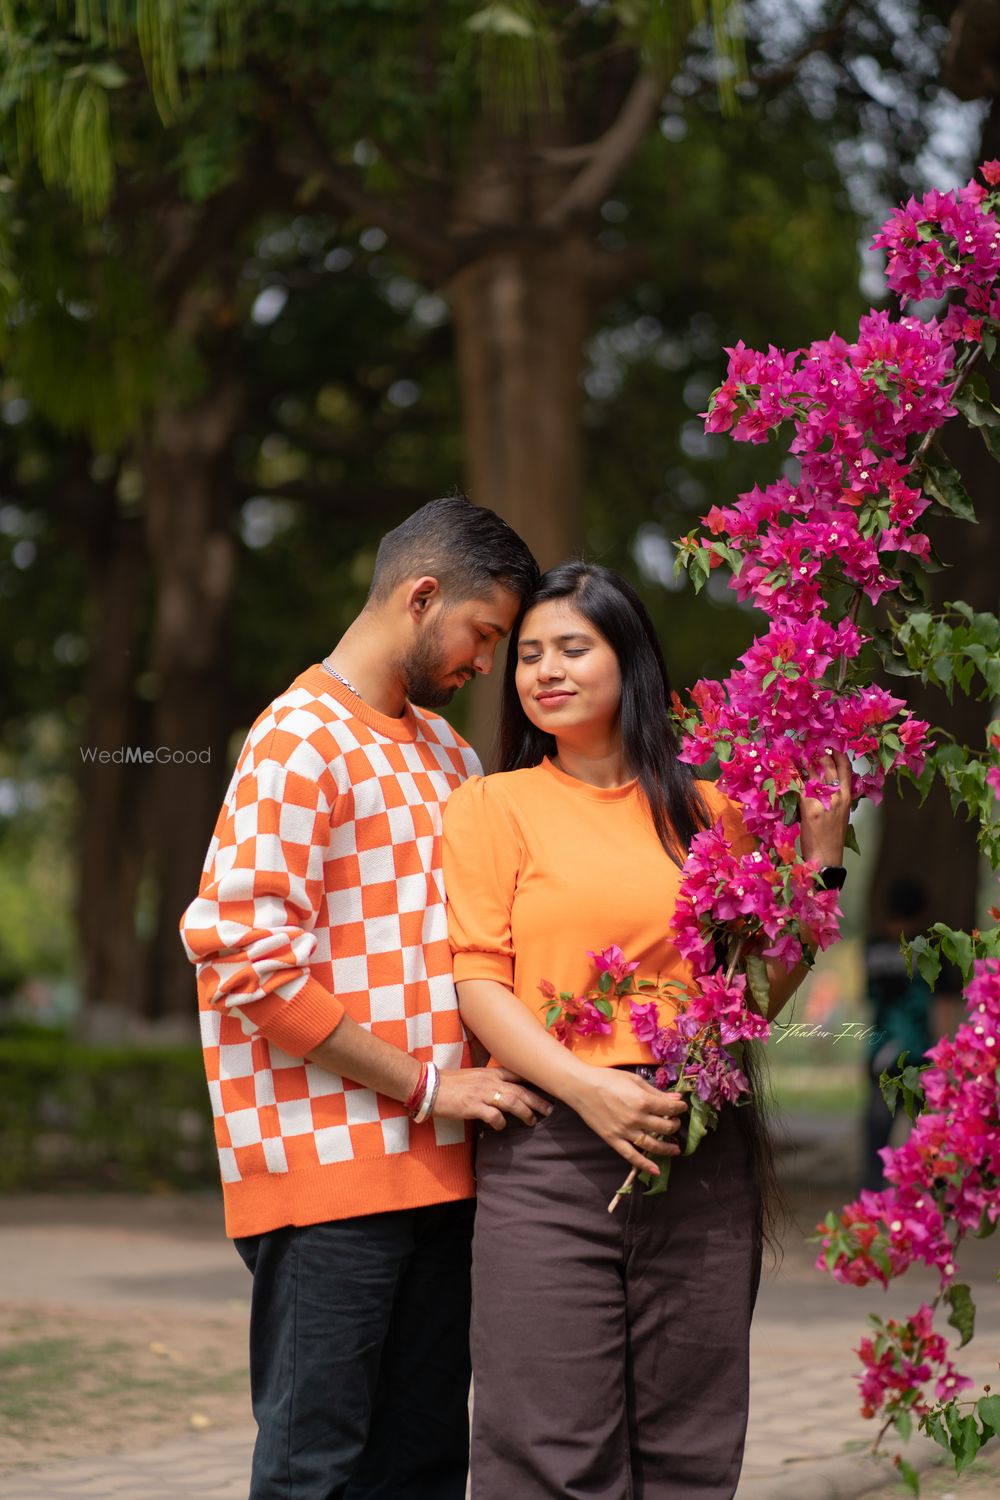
[565,1068,687,1177]
[798,747,852,865]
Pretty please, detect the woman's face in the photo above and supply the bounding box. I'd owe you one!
[515,599,622,747]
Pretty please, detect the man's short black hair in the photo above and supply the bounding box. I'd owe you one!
[367,495,539,607]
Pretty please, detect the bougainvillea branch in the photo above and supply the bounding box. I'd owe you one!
[661,161,1000,1490]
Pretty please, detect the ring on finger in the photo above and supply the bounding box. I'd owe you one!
[633,1132,646,1148]
[492,1089,504,1108]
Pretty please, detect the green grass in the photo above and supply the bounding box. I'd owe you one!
[0,1329,247,1439]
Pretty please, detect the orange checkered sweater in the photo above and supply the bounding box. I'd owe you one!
[179,664,480,1238]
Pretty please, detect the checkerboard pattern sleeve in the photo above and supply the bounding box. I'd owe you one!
[179,665,481,1237]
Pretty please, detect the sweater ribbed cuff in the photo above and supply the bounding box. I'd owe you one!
[251,976,346,1056]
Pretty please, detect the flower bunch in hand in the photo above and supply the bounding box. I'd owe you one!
[540,944,753,1201]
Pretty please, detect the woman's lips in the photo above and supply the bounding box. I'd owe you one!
[535,691,575,705]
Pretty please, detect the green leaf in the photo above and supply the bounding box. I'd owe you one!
[944,1282,975,1349]
[930,923,974,980]
[923,1410,950,1451]
[642,1156,671,1197]
[973,1208,997,1238]
[916,943,943,989]
[689,547,712,593]
[683,1094,716,1156]
[598,970,612,994]
[978,1395,1000,1436]
[894,1409,912,1442]
[745,954,771,1014]
[594,997,614,1019]
[544,1004,562,1029]
[896,1456,919,1495]
[921,461,977,522]
[879,1070,901,1116]
[954,1412,982,1474]
[843,823,861,856]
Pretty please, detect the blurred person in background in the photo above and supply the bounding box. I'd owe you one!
[861,875,961,1192]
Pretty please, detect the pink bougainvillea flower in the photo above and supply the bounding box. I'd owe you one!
[587,945,641,984]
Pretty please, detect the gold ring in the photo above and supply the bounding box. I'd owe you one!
[492,1090,504,1108]
[633,1132,646,1148]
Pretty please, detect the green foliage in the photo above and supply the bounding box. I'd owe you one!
[902,915,1000,991]
[1,2,243,216]
[951,371,1000,462]
[683,1090,715,1154]
[878,1055,928,1121]
[0,1031,218,1188]
[883,606,1000,702]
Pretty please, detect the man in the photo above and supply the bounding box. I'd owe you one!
[180,496,545,1500]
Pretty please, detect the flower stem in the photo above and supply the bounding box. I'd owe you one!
[911,343,984,469]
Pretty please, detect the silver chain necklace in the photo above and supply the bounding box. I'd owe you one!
[321,657,362,698]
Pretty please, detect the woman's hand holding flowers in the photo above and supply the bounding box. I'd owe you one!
[564,1067,687,1178]
[798,748,853,869]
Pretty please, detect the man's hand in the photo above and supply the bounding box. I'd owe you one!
[434,1066,553,1130]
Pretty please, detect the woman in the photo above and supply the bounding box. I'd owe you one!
[441,562,850,1500]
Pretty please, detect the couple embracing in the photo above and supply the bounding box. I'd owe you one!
[180,496,849,1500]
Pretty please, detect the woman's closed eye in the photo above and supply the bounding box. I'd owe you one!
[519,649,588,663]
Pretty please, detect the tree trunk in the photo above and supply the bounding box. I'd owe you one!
[76,509,148,1018]
[450,237,594,569]
[449,232,599,761]
[139,384,241,1021]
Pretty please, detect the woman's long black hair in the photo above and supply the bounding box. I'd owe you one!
[497,560,786,1264]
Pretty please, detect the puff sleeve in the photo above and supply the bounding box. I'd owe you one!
[441,775,520,988]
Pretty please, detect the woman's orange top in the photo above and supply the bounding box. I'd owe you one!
[442,757,756,1067]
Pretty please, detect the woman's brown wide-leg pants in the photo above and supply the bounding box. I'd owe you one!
[470,1093,763,1500]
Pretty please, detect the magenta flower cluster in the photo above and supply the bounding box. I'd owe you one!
[657,165,1000,1108]
[815,954,1000,1418]
[856,1305,973,1420]
[815,727,1000,1425]
[819,955,1000,1290]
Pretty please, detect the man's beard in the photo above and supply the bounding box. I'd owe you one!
[400,621,470,709]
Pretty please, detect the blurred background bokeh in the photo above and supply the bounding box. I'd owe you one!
[1,0,998,1194]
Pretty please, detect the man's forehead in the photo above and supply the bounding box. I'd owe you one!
[469,586,521,634]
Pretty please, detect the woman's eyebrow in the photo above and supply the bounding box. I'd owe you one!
[518,632,593,648]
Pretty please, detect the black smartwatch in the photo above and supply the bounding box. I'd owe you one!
[819,865,847,890]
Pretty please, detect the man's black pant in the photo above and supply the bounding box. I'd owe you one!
[235,1198,475,1500]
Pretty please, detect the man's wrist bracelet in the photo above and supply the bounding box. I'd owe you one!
[413,1062,439,1125]
[405,1060,429,1117]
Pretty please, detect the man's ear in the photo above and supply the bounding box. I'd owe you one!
[406,576,441,619]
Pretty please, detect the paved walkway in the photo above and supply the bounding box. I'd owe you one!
[2,1124,997,1499]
